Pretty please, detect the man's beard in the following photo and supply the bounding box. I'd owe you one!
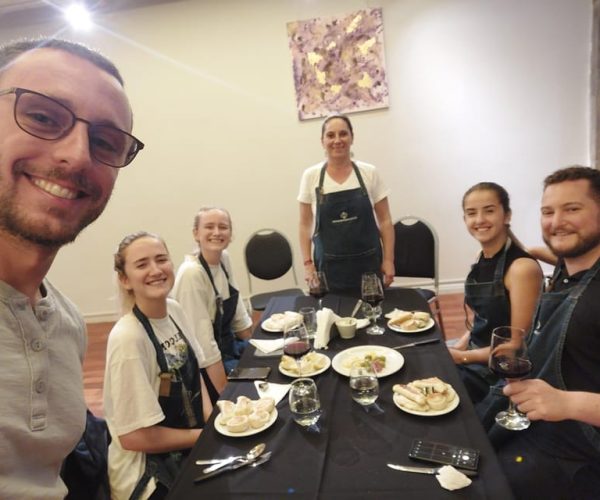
[543,229,600,259]
[0,162,110,247]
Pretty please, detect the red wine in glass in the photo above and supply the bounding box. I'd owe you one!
[363,293,384,308]
[308,272,328,309]
[489,356,532,379]
[284,340,311,359]
[489,326,532,431]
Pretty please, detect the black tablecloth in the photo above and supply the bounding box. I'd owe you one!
[168,289,514,499]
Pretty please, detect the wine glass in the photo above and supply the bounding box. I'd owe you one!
[488,326,532,431]
[283,323,312,376]
[349,362,379,407]
[308,271,329,309]
[289,378,322,428]
[361,272,385,335]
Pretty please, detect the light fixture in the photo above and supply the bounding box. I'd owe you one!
[64,3,92,31]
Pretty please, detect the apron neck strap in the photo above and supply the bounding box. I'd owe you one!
[198,253,229,298]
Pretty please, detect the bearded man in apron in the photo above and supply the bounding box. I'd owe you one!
[478,166,600,499]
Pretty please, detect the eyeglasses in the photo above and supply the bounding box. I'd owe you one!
[0,87,144,168]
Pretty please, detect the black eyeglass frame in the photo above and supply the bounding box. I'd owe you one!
[0,87,144,168]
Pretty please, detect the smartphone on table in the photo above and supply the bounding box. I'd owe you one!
[227,366,271,381]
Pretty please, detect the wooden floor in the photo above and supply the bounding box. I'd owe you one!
[84,292,466,417]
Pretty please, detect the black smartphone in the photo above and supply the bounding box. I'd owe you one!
[227,367,271,381]
[408,439,480,471]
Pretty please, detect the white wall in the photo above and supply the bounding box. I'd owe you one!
[0,0,591,320]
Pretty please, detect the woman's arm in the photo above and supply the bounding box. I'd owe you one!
[119,425,201,454]
[373,197,395,286]
[504,257,544,333]
[205,360,227,393]
[299,202,316,281]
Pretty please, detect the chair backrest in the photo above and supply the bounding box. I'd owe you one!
[393,216,439,289]
[244,229,299,293]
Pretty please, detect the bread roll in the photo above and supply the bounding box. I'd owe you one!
[389,311,413,326]
[426,392,448,410]
[393,384,426,405]
[395,394,428,412]
[226,415,249,433]
[413,311,431,322]
[253,397,275,413]
[249,411,270,429]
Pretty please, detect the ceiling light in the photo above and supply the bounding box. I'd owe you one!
[64,3,92,31]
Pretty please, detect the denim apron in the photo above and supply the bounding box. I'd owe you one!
[458,240,511,403]
[198,255,246,373]
[478,260,600,498]
[129,305,218,499]
[313,162,382,292]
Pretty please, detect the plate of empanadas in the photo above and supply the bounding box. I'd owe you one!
[387,310,434,333]
[214,396,278,437]
[393,377,459,416]
[279,352,331,377]
[261,311,303,333]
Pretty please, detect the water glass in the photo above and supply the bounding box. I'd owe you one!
[349,363,379,406]
[289,378,322,427]
[300,306,317,340]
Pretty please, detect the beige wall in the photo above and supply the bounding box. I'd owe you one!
[0,0,591,320]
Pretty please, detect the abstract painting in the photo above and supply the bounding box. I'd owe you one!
[287,8,389,120]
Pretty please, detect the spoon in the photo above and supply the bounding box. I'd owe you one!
[202,443,266,474]
[350,299,363,318]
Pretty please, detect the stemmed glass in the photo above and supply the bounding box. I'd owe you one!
[488,326,532,431]
[361,272,385,335]
[308,271,329,309]
[283,323,312,376]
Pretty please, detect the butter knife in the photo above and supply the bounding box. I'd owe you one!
[387,463,477,477]
[194,451,272,483]
[391,338,439,350]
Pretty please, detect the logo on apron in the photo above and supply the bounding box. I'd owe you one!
[332,211,358,224]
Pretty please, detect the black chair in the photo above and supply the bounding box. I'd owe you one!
[392,216,445,337]
[244,228,303,311]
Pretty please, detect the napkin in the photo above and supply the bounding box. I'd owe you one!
[250,336,297,354]
[254,380,290,405]
[355,318,370,329]
[435,466,472,491]
[314,308,340,349]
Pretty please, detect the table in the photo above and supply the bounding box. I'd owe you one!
[169,289,514,499]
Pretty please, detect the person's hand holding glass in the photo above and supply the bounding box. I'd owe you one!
[361,272,385,335]
[489,326,532,430]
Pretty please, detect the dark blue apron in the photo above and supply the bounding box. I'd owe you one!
[313,162,382,292]
[458,240,512,403]
[478,259,600,498]
[129,305,218,499]
[198,254,246,373]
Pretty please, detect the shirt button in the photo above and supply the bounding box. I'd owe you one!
[31,339,45,352]
[35,380,47,393]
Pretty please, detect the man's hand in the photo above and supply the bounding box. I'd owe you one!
[504,379,569,422]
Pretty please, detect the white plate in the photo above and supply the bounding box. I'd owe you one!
[261,319,283,333]
[387,317,435,334]
[278,353,331,378]
[214,408,278,437]
[393,389,460,416]
[331,345,404,377]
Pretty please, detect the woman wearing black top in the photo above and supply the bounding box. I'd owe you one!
[448,182,543,403]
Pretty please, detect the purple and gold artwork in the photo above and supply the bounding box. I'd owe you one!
[287,8,389,120]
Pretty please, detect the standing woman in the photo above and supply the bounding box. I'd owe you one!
[173,207,252,374]
[104,232,218,500]
[298,114,395,292]
[449,183,543,404]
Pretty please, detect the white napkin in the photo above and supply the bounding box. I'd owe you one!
[250,336,298,354]
[435,465,472,491]
[314,308,340,349]
[264,311,303,331]
[254,380,290,405]
[355,318,370,329]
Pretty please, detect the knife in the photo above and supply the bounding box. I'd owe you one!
[392,338,440,350]
[387,463,478,477]
[194,451,272,483]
